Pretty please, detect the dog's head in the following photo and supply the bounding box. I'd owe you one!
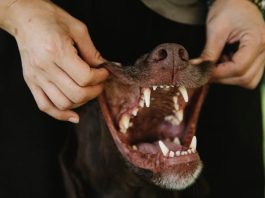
[98,43,212,190]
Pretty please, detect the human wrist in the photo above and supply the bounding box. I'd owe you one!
[0,0,52,36]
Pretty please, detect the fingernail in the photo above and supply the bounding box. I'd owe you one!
[68,117,79,124]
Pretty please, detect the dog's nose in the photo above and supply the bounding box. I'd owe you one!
[147,43,189,70]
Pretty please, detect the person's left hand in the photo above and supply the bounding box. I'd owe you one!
[191,0,265,89]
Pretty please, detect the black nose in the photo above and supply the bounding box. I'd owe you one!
[148,43,189,70]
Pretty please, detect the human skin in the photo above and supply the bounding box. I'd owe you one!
[191,0,265,89]
[0,0,109,123]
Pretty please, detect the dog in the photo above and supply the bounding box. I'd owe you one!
[60,43,213,198]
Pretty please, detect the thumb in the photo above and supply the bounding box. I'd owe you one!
[70,24,105,67]
[201,25,229,62]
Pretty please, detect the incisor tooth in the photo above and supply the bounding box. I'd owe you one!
[158,140,169,156]
[190,136,197,151]
[175,110,183,122]
[152,86,157,91]
[143,88,151,107]
[132,145,138,150]
[173,137,181,145]
[119,114,130,133]
[176,151,181,156]
[173,96,179,111]
[132,108,139,116]
[169,151,175,157]
[139,100,144,108]
[178,86,189,102]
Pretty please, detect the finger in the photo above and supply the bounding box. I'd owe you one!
[213,52,265,88]
[39,79,73,110]
[201,24,229,62]
[45,63,104,104]
[28,83,79,123]
[248,66,265,89]
[212,37,260,79]
[55,45,109,87]
[69,19,105,66]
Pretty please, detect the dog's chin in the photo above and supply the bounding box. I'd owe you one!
[151,161,203,190]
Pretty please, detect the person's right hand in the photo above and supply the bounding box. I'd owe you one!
[1,0,109,123]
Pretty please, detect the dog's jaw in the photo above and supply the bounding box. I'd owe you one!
[98,43,212,190]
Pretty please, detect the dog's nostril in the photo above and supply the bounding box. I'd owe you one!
[155,49,168,62]
[179,48,188,61]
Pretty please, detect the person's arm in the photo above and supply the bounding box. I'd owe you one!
[0,0,109,123]
[192,0,265,89]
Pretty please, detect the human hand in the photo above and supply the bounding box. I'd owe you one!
[1,0,109,123]
[191,0,265,89]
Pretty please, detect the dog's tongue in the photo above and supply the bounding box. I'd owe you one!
[137,140,183,155]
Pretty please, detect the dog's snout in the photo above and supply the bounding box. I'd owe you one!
[148,43,189,71]
[152,48,168,62]
[179,48,188,62]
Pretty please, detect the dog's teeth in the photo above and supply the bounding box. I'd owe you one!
[132,145,138,150]
[158,140,169,156]
[178,86,188,103]
[143,88,151,107]
[173,137,181,145]
[139,100,144,108]
[190,136,197,151]
[169,151,175,157]
[132,108,139,116]
[187,149,192,154]
[119,114,130,133]
[175,110,183,122]
[173,96,179,111]
[160,85,164,88]
[181,151,188,155]
[152,86,157,91]
[176,151,181,156]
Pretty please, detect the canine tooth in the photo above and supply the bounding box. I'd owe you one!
[173,137,181,145]
[143,88,151,107]
[139,100,144,108]
[132,108,139,116]
[152,86,157,91]
[119,114,130,133]
[173,96,179,110]
[190,136,197,151]
[132,145,138,150]
[158,140,169,156]
[176,151,181,156]
[175,110,183,122]
[169,151,175,157]
[178,86,188,102]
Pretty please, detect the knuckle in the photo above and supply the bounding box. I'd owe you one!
[57,101,72,111]
[37,103,50,113]
[237,76,252,88]
[233,66,245,77]
[75,22,88,35]
[72,91,88,104]
[55,114,66,121]
[77,72,92,87]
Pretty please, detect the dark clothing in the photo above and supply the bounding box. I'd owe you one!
[0,0,263,197]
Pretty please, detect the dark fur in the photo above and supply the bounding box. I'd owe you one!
[61,100,210,198]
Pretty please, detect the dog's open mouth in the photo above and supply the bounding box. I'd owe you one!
[99,43,212,189]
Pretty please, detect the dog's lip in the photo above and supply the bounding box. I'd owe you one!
[98,85,208,172]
